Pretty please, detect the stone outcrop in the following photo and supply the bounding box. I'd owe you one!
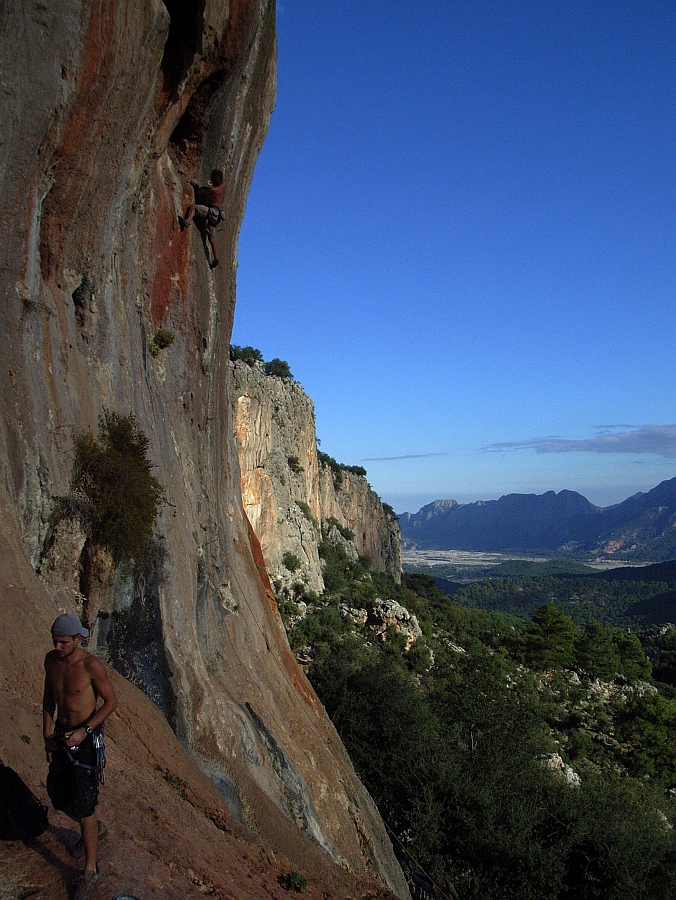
[366,599,422,650]
[0,3,407,898]
[232,359,402,592]
[540,753,582,789]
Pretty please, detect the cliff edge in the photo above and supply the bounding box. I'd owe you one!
[232,359,402,594]
[0,2,407,898]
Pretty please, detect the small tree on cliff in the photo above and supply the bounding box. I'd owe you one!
[65,411,166,563]
[230,344,264,366]
[264,358,293,379]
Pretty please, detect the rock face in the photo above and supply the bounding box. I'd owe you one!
[232,360,402,592]
[366,599,422,650]
[0,3,407,898]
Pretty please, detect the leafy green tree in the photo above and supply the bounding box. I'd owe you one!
[614,631,652,680]
[575,620,621,679]
[264,358,293,379]
[615,692,676,780]
[67,411,165,563]
[524,603,578,669]
[229,344,263,365]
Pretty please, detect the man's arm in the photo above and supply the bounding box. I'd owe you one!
[86,656,118,729]
[42,660,56,761]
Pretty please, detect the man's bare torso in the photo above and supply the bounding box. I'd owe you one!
[45,648,99,727]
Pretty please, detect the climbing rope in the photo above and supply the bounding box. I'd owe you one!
[381,817,459,900]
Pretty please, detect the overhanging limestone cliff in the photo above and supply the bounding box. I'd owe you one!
[0,2,408,896]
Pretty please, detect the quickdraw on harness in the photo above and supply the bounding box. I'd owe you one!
[63,727,106,785]
[207,206,226,227]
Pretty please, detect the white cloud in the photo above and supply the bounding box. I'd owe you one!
[363,452,450,462]
[487,424,676,458]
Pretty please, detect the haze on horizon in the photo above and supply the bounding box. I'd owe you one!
[232,0,676,515]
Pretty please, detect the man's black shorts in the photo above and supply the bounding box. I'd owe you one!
[46,724,99,819]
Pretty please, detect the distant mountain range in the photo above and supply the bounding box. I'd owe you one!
[399,477,676,561]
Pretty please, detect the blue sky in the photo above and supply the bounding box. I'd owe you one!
[232,0,676,514]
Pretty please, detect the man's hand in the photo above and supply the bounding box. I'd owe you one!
[44,735,55,762]
[63,727,86,748]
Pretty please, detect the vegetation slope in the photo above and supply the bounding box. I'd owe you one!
[276,537,676,900]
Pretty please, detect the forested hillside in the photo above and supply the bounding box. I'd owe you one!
[440,560,676,626]
[277,538,676,899]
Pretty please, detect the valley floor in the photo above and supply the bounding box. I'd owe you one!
[402,548,653,572]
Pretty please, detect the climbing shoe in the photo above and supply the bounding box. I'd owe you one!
[70,864,100,900]
[178,216,190,230]
[70,821,107,859]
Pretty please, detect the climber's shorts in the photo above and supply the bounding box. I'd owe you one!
[47,723,99,819]
[194,204,216,236]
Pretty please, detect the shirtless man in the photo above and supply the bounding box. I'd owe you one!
[178,169,227,269]
[43,614,118,900]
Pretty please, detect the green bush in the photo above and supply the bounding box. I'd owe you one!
[282,551,301,573]
[296,501,317,527]
[230,344,263,365]
[149,329,175,357]
[264,358,293,379]
[317,451,367,490]
[382,502,397,519]
[278,871,307,893]
[288,455,304,474]
[325,517,354,542]
[63,411,165,563]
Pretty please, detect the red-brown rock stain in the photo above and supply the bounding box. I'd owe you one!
[222,0,258,67]
[40,0,117,281]
[149,184,190,330]
[245,517,321,708]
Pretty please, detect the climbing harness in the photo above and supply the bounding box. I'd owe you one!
[207,206,226,227]
[63,726,106,784]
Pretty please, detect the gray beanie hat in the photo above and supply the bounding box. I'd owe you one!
[51,613,89,638]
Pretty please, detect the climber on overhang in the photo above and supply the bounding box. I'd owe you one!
[178,169,227,269]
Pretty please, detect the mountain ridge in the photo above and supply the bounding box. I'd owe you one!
[400,478,676,560]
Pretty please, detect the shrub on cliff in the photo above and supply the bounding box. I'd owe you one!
[317,451,367,490]
[278,871,308,893]
[230,344,263,365]
[264,357,293,379]
[288,455,304,474]
[282,551,302,573]
[149,329,175,358]
[64,411,165,563]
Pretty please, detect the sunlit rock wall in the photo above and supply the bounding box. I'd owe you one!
[0,2,408,896]
[232,360,402,592]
